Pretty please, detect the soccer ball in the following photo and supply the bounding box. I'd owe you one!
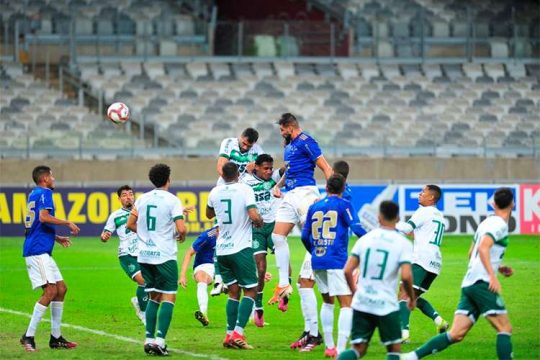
[107,102,130,124]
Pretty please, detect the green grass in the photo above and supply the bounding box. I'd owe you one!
[0,235,539,359]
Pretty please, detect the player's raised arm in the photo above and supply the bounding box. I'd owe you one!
[39,209,80,235]
[315,155,333,180]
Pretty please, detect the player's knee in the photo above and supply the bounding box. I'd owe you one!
[271,233,287,248]
[449,328,466,343]
[44,284,58,300]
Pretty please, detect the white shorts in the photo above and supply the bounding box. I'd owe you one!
[299,252,314,280]
[193,263,215,279]
[275,186,321,225]
[314,269,352,296]
[25,253,63,290]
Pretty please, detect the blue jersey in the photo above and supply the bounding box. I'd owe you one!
[342,183,353,203]
[301,195,364,270]
[192,226,217,268]
[283,132,322,191]
[23,187,56,257]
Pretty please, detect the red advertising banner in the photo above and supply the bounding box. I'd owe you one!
[520,184,540,235]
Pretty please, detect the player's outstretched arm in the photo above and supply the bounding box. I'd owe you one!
[315,156,333,180]
[400,263,416,310]
[39,209,80,235]
[179,247,196,288]
[216,156,228,177]
[55,235,72,248]
[478,235,501,293]
[343,255,360,294]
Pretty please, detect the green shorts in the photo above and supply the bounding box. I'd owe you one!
[412,264,438,293]
[253,222,275,255]
[119,255,141,279]
[139,260,178,294]
[217,247,258,288]
[350,310,402,346]
[456,281,507,323]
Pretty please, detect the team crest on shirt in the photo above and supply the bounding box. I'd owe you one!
[253,240,260,248]
[315,247,326,257]
[128,264,136,273]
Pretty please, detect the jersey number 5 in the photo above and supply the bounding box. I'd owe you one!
[25,201,36,229]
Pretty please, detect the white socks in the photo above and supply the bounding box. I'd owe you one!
[196,282,208,314]
[321,302,335,348]
[50,301,64,338]
[299,287,319,336]
[337,307,352,353]
[26,302,48,337]
[272,233,290,287]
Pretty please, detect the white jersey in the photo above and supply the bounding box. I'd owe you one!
[134,189,184,265]
[208,182,257,256]
[103,207,139,257]
[351,228,413,316]
[396,205,444,274]
[461,215,509,288]
[240,169,281,223]
[217,138,264,185]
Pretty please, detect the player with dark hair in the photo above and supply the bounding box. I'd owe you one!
[396,185,448,342]
[127,163,186,356]
[20,166,80,352]
[240,153,283,326]
[101,185,147,325]
[179,225,218,327]
[269,113,333,314]
[300,174,365,356]
[404,187,515,360]
[216,127,264,185]
[207,162,264,349]
[338,200,415,360]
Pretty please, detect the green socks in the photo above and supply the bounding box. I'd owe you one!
[387,353,400,360]
[145,300,159,338]
[416,297,438,320]
[226,299,239,331]
[496,333,513,360]
[156,301,174,339]
[137,286,148,312]
[415,332,453,358]
[336,349,358,359]
[236,297,255,329]
[255,292,263,309]
[400,300,411,330]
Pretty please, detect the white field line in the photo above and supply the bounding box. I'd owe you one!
[0,307,228,360]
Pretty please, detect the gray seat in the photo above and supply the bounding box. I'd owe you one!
[324,99,342,107]
[10,97,30,109]
[212,122,232,131]
[473,99,491,107]
[509,106,527,114]
[409,99,427,107]
[236,98,254,106]
[479,114,498,123]
[177,114,196,123]
[336,106,355,115]
[50,122,71,131]
[180,90,198,98]
[372,114,391,123]
[481,90,500,100]
[297,82,315,91]
[452,122,470,131]
[516,99,534,107]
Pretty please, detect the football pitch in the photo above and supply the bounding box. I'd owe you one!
[0,235,539,359]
